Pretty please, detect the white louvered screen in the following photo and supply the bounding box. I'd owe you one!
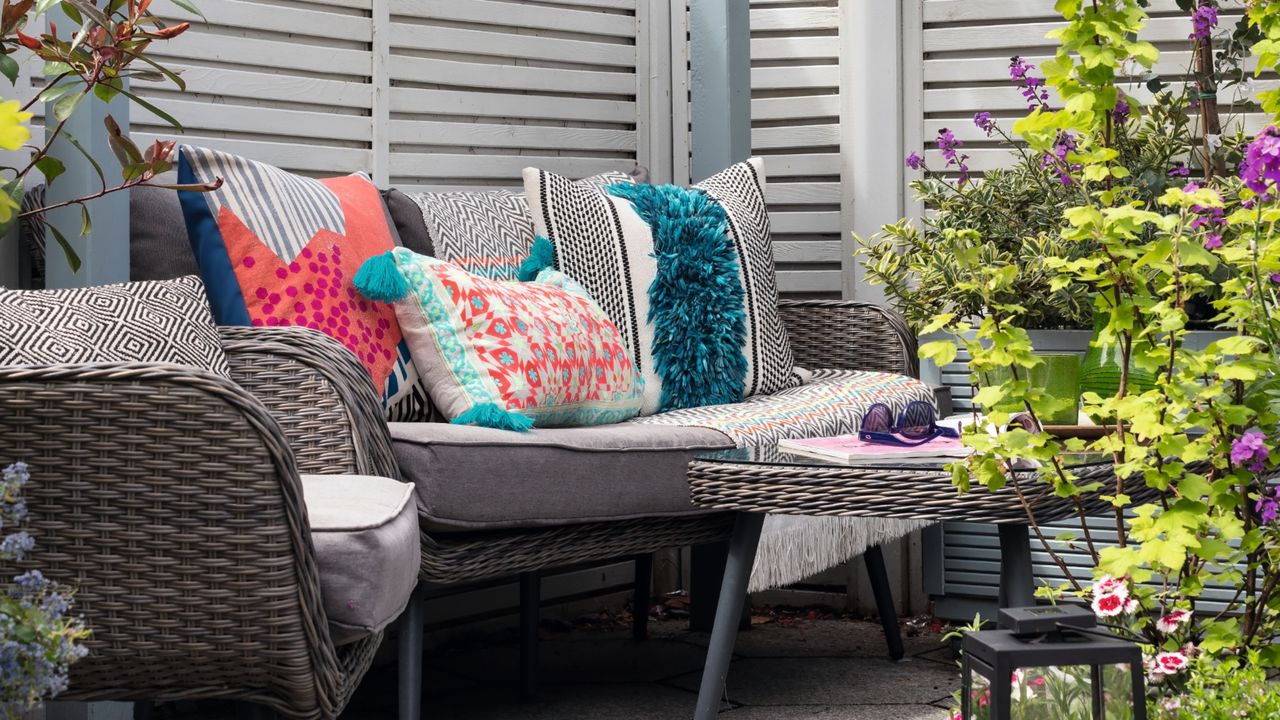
[120,1,664,183]
[750,0,843,298]
[134,0,376,176]
[386,0,653,192]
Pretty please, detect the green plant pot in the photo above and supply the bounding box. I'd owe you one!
[1079,309,1156,401]
[979,352,1080,425]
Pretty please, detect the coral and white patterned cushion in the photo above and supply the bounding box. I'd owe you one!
[356,248,644,429]
[523,157,801,416]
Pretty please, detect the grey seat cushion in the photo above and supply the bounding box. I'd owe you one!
[389,422,734,532]
[301,474,420,645]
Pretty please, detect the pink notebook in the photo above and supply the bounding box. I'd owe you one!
[776,434,972,462]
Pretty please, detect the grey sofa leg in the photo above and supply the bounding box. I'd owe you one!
[691,541,750,633]
[519,572,540,700]
[862,545,904,661]
[633,553,653,641]
[399,585,425,720]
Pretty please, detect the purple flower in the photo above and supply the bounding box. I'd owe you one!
[1168,162,1190,178]
[1258,488,1279,524]
[936,128,971,186]
[905,151,923,170]
[1204,233,1223,250]
[1232,430,1270,473]
[1009,56,1050,110]
[1112,95,1132,124]
[974,112,997,136]
[1190,3,1218,42]
[1271,272,1280,284]
[1240,125,1280,196]
[1041,131,1080,186]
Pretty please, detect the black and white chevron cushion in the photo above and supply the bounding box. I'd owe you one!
[523,157,801,415]
[405,172,631,281]
[0,275,230,377]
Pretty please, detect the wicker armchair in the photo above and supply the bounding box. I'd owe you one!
[0,326,405,719]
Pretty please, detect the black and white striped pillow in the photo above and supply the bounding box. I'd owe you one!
[523,157,801,415]
[0,275,230,377]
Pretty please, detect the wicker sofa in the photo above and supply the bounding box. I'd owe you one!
[12,182,922,716]
[0,326,416,719]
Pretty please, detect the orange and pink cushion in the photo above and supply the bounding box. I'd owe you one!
[354,247,643,430]
[176,145,428,420]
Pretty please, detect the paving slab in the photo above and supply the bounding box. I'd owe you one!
[652,619,948,660]
[427,632,709,685]
[416,682,697,720]
[667,656,957,707]
[722,704,951,719]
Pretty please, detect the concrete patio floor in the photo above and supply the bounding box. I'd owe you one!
[341,616,960,719]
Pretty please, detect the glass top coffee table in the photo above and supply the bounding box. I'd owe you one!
[687,445,1154,720]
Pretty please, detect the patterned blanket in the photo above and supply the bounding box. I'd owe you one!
[634,369,937,592]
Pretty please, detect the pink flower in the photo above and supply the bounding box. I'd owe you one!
[1092,592,1127,617]
[1156,609,1191,633]
[1092,575,1129,599]
[905,151,923,170]
[1204,233,1223,250]
[1152,651,1189,675]
[1124,597,1139,614]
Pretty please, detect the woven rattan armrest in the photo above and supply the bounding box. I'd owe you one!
[0,362,374,719]
[218,326,399,480]
[777,299,919,378]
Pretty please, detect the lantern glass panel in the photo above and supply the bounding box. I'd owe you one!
[962,664,1139,720]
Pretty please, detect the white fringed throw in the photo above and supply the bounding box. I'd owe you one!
[750,515,930,592]
[630,369,939,592]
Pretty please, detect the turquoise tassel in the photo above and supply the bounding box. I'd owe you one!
[517,235,556,282]
[451,402,535,432]
[354,252,410,302]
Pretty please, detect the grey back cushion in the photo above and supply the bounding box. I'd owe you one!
[19,174,199,287]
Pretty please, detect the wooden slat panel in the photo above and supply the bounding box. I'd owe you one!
[390,152,630,180]
[389,23,635,67]
[752,124,839,150]
[132,133,370,174]
[765,181,840,204]
[777,269,842,292]
[134,66,373,109]
[924,0,1180,23]
[752,95,840,121]
[156,0,370,40]
[388,56,634,95]
[750,7,838,32]
[390,0,636,38]
[751,35,839,61]
[752,65,840,91]
[758,153,840,177]
[151,31,371,78]
[389,120,635,152]
[136,99,372,142]
[391,87,636,123]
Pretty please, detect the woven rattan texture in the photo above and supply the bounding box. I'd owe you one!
[777,300,918,378]
[688,460,1161,524]
[220,326,399,480]
[0,362,377,719]
[421,514,735,584]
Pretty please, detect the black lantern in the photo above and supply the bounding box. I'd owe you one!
[960,606,1147,720]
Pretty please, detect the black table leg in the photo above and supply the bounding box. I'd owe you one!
[694,512,765,720]
[997,523,1035,609]
[862,545,904,661]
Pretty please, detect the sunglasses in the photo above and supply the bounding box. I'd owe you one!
[858,401,960,447]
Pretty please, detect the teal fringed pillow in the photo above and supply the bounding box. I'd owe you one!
[522,157,802,416]
[355,248,644,431]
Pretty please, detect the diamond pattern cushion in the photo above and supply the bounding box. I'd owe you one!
[176,145,429,422]
[301,474,419,645]
[0,275,229,377]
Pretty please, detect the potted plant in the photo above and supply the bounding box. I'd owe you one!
[1,462,88,718]
[873,0,1280,716]
[858,3,1245,410]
